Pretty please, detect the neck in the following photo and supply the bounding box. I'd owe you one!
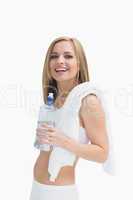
[57,79,78,97]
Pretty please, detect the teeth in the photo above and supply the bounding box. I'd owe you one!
[56,69,66,71]
[55,68,68,72]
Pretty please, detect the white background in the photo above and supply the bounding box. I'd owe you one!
[0,0,133,199]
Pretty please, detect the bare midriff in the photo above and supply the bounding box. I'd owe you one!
[33,150,79,185]
[33,96,85,185]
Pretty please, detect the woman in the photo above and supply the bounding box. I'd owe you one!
[29,36,109,200]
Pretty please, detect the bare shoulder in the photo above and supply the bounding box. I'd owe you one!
[80,94,105,119]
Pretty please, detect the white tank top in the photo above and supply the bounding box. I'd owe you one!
[35,81,115,181]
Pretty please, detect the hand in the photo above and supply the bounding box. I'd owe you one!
[36,123,70,148]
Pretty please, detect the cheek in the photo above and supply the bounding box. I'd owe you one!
[71,59,78,69]
[69,68,78,76]
[49,62,55,72]
[49,67,55,76]
[70,62,79,72]
[49,60,54,68]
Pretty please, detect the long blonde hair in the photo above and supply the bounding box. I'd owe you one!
[42,36,90,103]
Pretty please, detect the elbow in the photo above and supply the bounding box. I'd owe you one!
[100,152,108,163]
[98,147,109,163]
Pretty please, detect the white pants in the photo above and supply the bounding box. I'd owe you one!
[29,179,79,200]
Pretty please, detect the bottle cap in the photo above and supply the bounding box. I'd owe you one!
[48,93,54,98]
[47,92,54,106]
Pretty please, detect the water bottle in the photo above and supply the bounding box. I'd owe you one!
[34,92,55,151]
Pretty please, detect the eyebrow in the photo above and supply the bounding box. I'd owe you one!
[51,51,73,54]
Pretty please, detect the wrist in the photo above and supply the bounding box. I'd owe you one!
[64,136,79,153]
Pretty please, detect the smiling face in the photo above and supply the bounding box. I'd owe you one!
[49,41,79,83]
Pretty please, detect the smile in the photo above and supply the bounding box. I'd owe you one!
[55,67,69,73]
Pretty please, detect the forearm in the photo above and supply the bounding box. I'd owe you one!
[65,137,108,163]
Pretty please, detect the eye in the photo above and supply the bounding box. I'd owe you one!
[49,55,58,59]
[64,55,73,59]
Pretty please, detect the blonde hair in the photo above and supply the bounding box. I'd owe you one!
[42,36,90,103]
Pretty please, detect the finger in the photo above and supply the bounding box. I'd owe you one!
[43,134,51,140]
[36,131,50,139]
[41,124,55,131]
[36,131,46,137]
[38,133,53,141]
[37,132,52,139]
[38,138,50,144]
[37,127,48,132]
[36,136,48,142]
[45,131,55,137]
[41,123,52,127]
[36,128,48,134]
[37,134,52,142]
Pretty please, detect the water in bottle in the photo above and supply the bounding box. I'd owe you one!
[34,92,55,151]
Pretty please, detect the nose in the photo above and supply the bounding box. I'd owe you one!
[57,55,65,64]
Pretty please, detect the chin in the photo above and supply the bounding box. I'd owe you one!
[52,74,73,81]
[54,77,75,83]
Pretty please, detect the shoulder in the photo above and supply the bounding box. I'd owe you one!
[80,93,105,120]
[81,82,103,109]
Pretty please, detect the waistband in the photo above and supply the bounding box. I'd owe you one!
[33,179,78,191]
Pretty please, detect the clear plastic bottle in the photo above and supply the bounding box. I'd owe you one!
[34,92,55,151]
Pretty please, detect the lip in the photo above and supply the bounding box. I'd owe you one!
[55,69,68,72]
[55,66,69,72]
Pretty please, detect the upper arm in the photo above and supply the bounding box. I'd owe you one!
[80,94,109,153]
